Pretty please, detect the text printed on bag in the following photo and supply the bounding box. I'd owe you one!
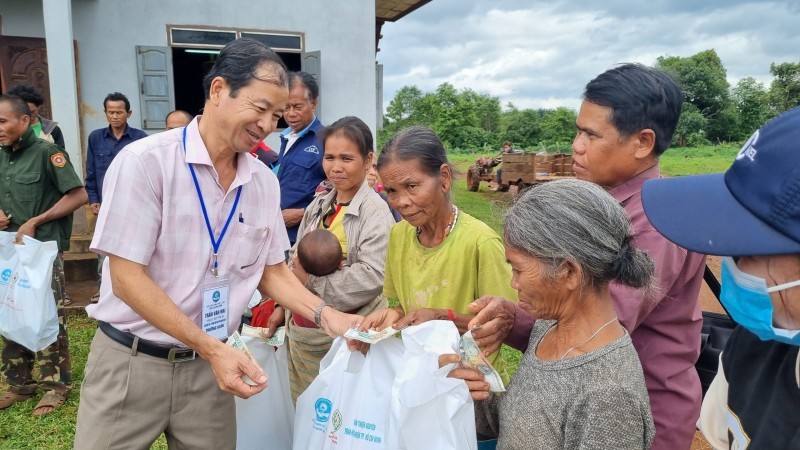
[343,420,382,444]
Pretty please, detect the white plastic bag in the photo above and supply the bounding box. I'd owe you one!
[293,336,405,450]
[235,336,294,450]
[0,232,59,352]
[389,321,478,450]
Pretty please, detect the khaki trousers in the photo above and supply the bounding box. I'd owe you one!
[74,330,235,450]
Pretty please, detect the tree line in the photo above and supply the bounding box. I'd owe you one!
[378,49,800,152]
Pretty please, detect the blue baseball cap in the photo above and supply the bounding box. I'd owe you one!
[642,106,800,256]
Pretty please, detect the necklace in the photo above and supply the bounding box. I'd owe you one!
[333,197,351,207]
[416,205,459,239]
[323,197,351,229]
[551,316,619,360]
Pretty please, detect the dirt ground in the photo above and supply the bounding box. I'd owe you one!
[691,256,722,450]
[699,256,724,313]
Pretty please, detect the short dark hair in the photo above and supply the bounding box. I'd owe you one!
[165,109,193,122]
[321,116,373,158]
[297,229,342,277]
[104,92,131,111]
[7,84,44,107]
[288,71,319,101]
[202,38,288,100]
[0,95,32,117]
[377,126,452,177]
[583,63,683,156]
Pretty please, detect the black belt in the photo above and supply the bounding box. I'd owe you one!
[98,321,196,362]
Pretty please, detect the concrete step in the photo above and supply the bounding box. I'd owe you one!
[64,233,97,282]
[68,233,93,254]
[63,251,97,282]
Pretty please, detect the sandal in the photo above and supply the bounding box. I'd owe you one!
[31,390,68,417]
[90,291,100,303]
[63,295,74,306]
[0,390,35,410]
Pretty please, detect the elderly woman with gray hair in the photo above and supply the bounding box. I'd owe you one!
[444,179,656,449]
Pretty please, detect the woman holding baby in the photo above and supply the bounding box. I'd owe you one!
[279,116,395,402]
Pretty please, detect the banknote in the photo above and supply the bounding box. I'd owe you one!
[227,331,262,386]
[459,330,506,392]
[344,326,399,344]
[241,324,286,346]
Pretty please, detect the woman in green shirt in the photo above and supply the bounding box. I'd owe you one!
[360,126,517,382]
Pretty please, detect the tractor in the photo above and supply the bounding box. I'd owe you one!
[497,152,576,192]
[466,156,503,192]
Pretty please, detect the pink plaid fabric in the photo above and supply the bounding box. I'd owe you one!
[88,119,289,345]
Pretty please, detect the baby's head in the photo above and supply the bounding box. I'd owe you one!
[297,229,343,277]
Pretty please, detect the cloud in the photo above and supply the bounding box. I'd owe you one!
[377,0,799,111]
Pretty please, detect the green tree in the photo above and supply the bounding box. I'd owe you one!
[657,50,733,141]
[417,83,502,149]
[731,77,769,138]
[379,85,437,150]
[500,105,542,149]
[673,104,709,147]
[539,107,577,146]
[384,85,425,127]
[431,83,465,148]
[462,89,501,134]
[767,62,800,115]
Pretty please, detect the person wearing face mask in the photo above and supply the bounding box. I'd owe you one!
[641,106,800,449]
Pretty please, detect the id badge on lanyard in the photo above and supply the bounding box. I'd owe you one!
[201,276,230,340]
[183,127,241,339]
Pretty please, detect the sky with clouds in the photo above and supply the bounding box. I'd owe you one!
[376,0,800,111]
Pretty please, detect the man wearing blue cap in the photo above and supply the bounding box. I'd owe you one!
[641,106,800,449]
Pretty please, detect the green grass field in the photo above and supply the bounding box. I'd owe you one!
[0,313,169,450]
[0,144,738,449]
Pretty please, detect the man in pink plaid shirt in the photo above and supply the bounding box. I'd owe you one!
[74,39,360,449]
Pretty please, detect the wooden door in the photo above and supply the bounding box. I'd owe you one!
[0,36,52,119]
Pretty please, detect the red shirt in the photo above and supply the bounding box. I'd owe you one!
[506,165,705,450]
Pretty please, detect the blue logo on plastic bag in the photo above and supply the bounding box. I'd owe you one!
[212,291,220,303]
[315,398,332,423]
[0,269,11,283]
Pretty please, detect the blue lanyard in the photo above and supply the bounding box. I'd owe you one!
[182,127,242,277]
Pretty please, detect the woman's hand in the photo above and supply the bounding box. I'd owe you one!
[289,257,309,285]
[394,308,445,329]
[467,296,517,355]
[319,307,361,338]
[438,354,490,401]
[357,307,404,332]
[263,306,285,338]
[348,307,404,353]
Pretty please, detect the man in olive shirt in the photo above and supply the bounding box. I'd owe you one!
[0,95,87,416]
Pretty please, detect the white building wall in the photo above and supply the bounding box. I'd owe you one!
[1,0,377,149]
